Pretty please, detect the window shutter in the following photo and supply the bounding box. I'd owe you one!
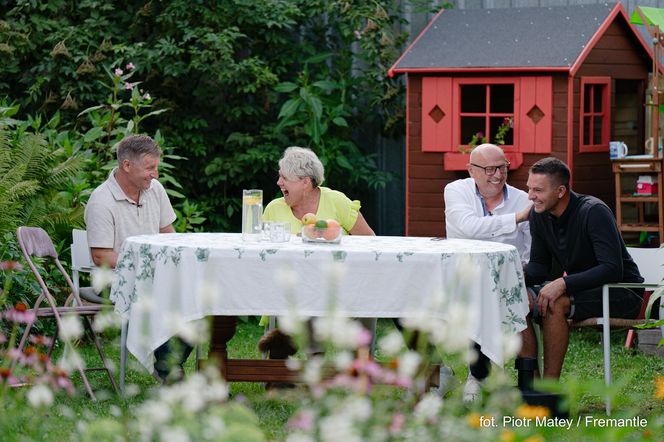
[519,77,552,153]
[422,77,453,152]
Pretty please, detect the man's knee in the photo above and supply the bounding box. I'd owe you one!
[551,295,571,317]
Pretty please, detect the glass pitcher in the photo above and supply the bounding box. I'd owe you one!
[242,189,263,241]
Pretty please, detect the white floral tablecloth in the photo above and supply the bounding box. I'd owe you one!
[111,233,529,371]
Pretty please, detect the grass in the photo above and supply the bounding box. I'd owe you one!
[6,318,664,441]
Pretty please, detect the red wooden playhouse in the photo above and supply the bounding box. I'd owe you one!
[389,3,658,237]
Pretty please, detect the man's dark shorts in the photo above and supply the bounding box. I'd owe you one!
[528,285,644,323]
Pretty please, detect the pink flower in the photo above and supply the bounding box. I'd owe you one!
[0,332,6,344]
[124,82,134,90]
[357,328,372,347]
[4,303,36,324]
[394,375,413,389]
[7,348,25,362]
[389,413,406,434]
[126,62,135,70]
[114,68,123,76]
[288,409,315,431]
[0,261,23,271]
[143,93,151,100]
[29,335,53,347]
[0,367,20,386]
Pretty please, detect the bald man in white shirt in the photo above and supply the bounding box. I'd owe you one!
[444,143,535,402]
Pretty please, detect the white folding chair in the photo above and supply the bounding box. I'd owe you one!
[71,229,104,303]
[573,246,663,415]
[72,230,131,391]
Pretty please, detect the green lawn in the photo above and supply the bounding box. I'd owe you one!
[6,319,664,441]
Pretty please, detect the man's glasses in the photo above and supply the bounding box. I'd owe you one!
[470,162,510,176]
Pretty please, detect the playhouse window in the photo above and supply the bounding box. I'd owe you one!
[459,83,514,147]
[579,77,611,153]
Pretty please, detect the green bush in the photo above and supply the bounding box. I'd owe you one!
[0,0,408,232]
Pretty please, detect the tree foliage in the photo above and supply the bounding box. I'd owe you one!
[0,0,409,231]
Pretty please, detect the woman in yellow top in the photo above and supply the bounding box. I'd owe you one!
[259,146,376,364]
[263,146,374,235]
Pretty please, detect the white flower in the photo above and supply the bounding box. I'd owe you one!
[173,317,208,346]
[302,356,324,385]
[398,351,421,378]
[320,414,361,442]
[59,314,83,340]
[58,349,85,371]
[429,303,471,352]
[278,310,307,336]
[379,330,405,356]
[138,399,172,426]
[343,396,372,422]
[274,266,298,289]
[502,331,523,359]
[92,310,122,332]
[180,374,208,413]
[199,280,219,309]
[27,384,54,408]
[286,358,302,371]
[334,351,354,371]
[413,393,443,421]
[313,315,366,350]
[160,426,190,442]
[323,262,346,283]
[133,295,155,315]
[202,414,226,439]
[286,434,315,442]
[91,267,115,293]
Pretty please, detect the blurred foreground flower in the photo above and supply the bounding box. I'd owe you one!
[26,383,54,408]
[656,375,664,399]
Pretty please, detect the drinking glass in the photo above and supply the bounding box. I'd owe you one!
[269,222,291,242]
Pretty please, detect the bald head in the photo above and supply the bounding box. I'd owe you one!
[469,143,506,164]
[467,143,509,200]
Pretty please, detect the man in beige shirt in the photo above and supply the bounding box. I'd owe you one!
[85,134,190,382]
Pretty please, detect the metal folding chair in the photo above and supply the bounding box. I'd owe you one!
[15,226,119,399]
[573,247,663,415]
[536,246,663,415]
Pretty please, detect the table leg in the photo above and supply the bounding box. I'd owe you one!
[209,316,237,379]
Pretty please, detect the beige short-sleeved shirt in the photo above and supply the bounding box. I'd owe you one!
[84,168,177,252]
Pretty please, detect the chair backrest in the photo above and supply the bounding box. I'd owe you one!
[626,246,664,285]
[71,229,95,271]
[16,226,58,259]
[17,226,79,305]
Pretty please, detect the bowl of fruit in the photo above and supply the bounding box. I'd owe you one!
[301,213,342,244]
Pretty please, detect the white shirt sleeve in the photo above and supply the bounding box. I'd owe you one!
[444,179,518,240]
[517,219,531,265]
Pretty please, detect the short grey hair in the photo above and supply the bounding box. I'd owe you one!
[116,135,161,164]
[278,146,325,187]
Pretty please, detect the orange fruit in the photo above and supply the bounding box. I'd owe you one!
[302,213,317,225]
[303,224,317,239]
[322,225,340,241]
[323,219,341,240]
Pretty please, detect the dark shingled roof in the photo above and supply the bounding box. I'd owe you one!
[392,3,620,71]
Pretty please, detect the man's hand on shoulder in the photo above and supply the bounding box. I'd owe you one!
[516,203,533,224]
